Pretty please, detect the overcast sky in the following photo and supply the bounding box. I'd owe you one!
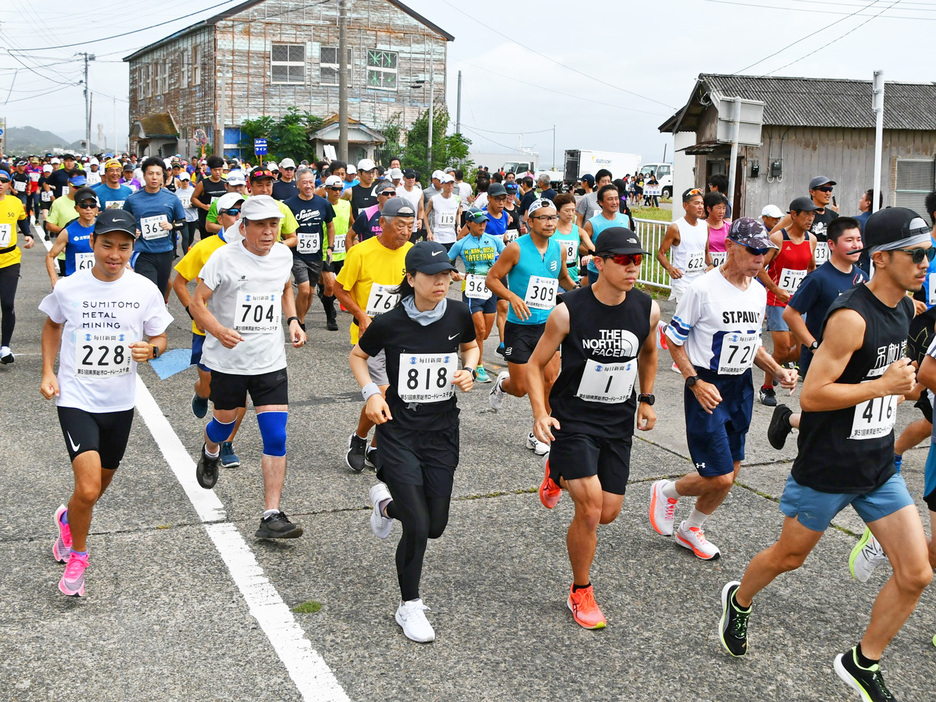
[1,0,933,162]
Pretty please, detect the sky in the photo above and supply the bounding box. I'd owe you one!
[1,0,934,163]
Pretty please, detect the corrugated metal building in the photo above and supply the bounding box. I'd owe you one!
[660,74,936,218]
[123,0,453,160]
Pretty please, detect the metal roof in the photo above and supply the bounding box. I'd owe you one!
[660,73,936,133]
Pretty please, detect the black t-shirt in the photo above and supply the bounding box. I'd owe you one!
[358,302,476,431]
[540,187,557,201]
[195,177,227,215]
[350,182,378,220]
[519,190,537,217]
[48,169,70,198]
[283,193,334,262]
[810,207,839,242]
[352,207,381,243]
[272,179,299,201]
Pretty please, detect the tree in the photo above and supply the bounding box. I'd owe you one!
[237,108,324,162]
[402,103,472,180]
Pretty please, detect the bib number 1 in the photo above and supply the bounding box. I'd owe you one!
[575,359,637,404]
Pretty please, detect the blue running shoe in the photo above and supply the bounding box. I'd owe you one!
[220,441,240,469]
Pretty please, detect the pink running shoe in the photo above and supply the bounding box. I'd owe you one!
[59,552,89,597]
[53,505,72,564]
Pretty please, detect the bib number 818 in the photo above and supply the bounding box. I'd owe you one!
[406,366,448,390]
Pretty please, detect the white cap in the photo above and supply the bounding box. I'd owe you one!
[163,158,172,169]
[216,192,245,212]
[178,171,191,181]
[43,164,53,172]
[388,167,403,180]
[346,165,357,175]
[441,173,455,184]
[267,161,279,171]
[226,171,246,186]
[89,157,99,166]
[444,167,455,174]
[241,195,284,220]
[279,157,296,169]
[761,204,783,218]
[51,158,61,164]
[357,158,376,172]
[431,170,444,181]
[324,175,344,188]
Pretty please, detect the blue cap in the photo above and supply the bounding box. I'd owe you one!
[581,174,595,187]
[69,174,87,186]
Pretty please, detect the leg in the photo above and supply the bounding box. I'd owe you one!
[261,454,286,511]
[195,367,212,402]
[672,463,738,514]
[471,310,487,369]
[384,480,432,602]
[495,299,508,347]
[295,281,313,323]
[929,509,936,569]
[564,476,605,586]
[0,263,21,348]
[67,452,112,553]
[894,418,931,456]
[502,361,528,397]
[205,408,239,452]
[256,405,289,511]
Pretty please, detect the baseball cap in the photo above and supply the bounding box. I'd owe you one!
[594,227,649,256]
[74,186,98,205]
[388,168,403,180]
[441,173,455,184]
[431,170,444,182]
[487,183,508,197]
[216,192,245,212]
[324,175,344,188]
[808,176,836,190]
[527,198,556,217]
[94,209,138,239]
[42,165,53,173]
[403,168,417,179]
[15,160,27,167]
[375,180,397,195]
[465,208,488,224]
[178,171,191,181]
[581,174,595,187]
[241,195,284,220]
[789,196,821,213]
[51,158,61,165]
[249,167,275,181]
[104,158,122,170]
[279,158,296,169]
[380,197,416,218]
[727,217,777,250]
[346,165,357,175]
[761,204,783,219]
[357,158,376,172]
[122,163,134,172]
[682,187,704,202]
[69,174,87,187]
[863,207,931,251]
[266,161,279,172]
[226,171,246,186]
[0,170,12,182]
[504,183,519,193]
[405,240,457,274]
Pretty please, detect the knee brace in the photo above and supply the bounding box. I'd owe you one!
[206,416,236,444]
[257,411,288,457]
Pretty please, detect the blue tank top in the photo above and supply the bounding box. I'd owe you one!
[64,219,94,276]
[587,212,632,275]
[922,237,936,308]
[483,208,509,238]
[507,234,563,326]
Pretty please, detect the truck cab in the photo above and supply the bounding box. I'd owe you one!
[639,163,673,199]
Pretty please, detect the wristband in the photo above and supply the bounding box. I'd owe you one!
[185,305,194,320]
[286,316,300,326]
[361,382,381,401]
[463,367,475,378]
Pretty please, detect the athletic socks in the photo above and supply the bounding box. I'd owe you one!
[572,582,591,593]
[205,446,220,459]
[684,508,708,530]
[730,590,751,613]
[856,643,879,668]
[661,481,680,500]
[262,509,280,520]
[378,498,392,518]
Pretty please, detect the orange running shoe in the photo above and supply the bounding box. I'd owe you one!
[539,457,561,509]
[567,585,606,629]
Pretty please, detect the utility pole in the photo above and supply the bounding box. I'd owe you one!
[78,52,95,155]
[872,70,884,213]
[428,57,434,169]
[338,0,348,161]
[456,70,462,135]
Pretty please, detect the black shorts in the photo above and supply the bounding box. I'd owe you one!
[548,430,632,496]
[291,257,322,286]
[375,420,459,498]
[915,392,933,425]
[209,368,288,410]
[57,406,134,470]
[503,321,546,364]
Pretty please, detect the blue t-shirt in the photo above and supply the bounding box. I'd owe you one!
[448,232,505,276]
[123,188,185,254]
[352,205,382,243]
[788,261,868,340]
[482,208,509,238]
[586,212,631,275]
[63,219,94,276]
[506,235,563,326]
[283,193,335,262]
[92,182,133,211]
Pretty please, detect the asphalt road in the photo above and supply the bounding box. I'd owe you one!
[1,228,934,702]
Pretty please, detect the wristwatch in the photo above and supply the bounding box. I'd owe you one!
[286,316,301,326]
[152,345,160,359]
[638,393,655,405]
[685,375,700,389]
[809,340,820,351]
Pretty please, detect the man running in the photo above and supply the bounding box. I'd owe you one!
[0,169,33,364]
[45,186,98,288]
[656,188,708,302]
[425,173,461,251]
[769,175,839,267]
[92,158,134,212]
[190,155,228,239]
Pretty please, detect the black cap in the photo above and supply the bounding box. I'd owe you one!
[808,176,836,189]
[405,240,457,274]
[594,227,649,256]
[488,183,507,197]
[74,187,98,205]
[789,196,821,213]
[403,168,417,178]
[94,209,139,239]
[249,167,275,181]
[864,207,931,250]
[727,217,777,250]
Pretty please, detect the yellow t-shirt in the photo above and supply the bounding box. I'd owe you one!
[335,236,412,345]
[174,229,230,335]
[0,196,27,268]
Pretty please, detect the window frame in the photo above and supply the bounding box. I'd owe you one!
[271,43,306,86]
[320,46,351,87]
[365,48,398,92]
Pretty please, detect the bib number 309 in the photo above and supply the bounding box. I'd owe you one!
[524,275,558,310]
[397,353,456,403]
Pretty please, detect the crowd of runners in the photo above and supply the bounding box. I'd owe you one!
[1,148,934,700]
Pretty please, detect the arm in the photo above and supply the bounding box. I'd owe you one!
[350,344,392,424]
[46,231,69,288]
[668,340,721,414]
[128,331,167,364]
[190,180,210,211]
[753,345,797,393]
[484,243,530,321]
[656,223,682,279]
[635,301,661,431]
[454,340,480,392]
[171,271,202,331]
[417,197,426,233]
[190,280,244,349]
[424,199,434,241]
[782,304,814,348]
[756,236,789,302]
[206,219,223,234]
[807,233,817,273]
[558,256,576,291]
[917,354,936,394]
[332,279,370,333]
[528,303,570,442]
[281,278,306,348]
[40,318,64,400]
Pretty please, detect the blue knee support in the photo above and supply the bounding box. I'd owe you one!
[206,416,236,444]
[257,411,288,457]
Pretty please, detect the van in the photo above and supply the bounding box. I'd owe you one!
[639,163,673,199]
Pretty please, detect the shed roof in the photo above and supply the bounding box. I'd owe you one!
[131,112,179,139]
[660,73,936,133]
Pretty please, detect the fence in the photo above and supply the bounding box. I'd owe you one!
[632,217,671,291]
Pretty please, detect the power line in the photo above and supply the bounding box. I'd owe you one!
[707,0,936,19]
[460,126,532,155]
[461,124,554,136]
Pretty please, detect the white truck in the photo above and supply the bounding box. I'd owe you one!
[639,162,674,199]
[564,149,642,184]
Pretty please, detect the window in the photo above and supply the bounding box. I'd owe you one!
[271,44,305,85]
[145,64,153,98]
[894,158,935,213]
[320,46,351,87]
[157,61,167,94]
[366,49,397,91]
[192,46,201,85]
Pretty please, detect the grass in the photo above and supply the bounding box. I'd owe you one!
[631,206,672,223]
[293,600,323,614]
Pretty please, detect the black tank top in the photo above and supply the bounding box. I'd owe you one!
[549,286,651,438]
[351,183,378,220]
[792,283,913,493]
[198,177,227,212]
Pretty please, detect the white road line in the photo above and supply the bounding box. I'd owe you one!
[40,225,349,702]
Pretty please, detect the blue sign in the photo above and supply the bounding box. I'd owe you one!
[254,138,267,156]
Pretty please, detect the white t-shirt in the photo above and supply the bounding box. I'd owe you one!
[200,240,293,375]
[38,269,172,412]
[175,186,199,222]
[456,181,472,202]
[85,171,102,186]
[430,193,460,244]
[395,184,423,233]
[665,267,766,374]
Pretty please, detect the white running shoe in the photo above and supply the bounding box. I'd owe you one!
[489,371,509,410]
[526,431,550,456]
[849,528,889,583]
[675,521,721,560]
[369,483,394,539]
[395,599,435,643]
[670,361,681,374]
[649,480,677,536]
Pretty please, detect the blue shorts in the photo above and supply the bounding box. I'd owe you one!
[191,333,210,372]
[924,441,936,512]
[765,304,789,332]
[779,472,915,532]
[462,291,497,315]
[685,368,752,476]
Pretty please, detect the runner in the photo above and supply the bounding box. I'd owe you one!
[92,158,134,212]
[45,186,98,288]
[656,188,708,302]
[41,209,172,596]
[204,170,248,235]
[582,185,631,285]
[174,172,199,253]
[485,198,577,455]
[188,195,307,539]
[0,169,33,364]
[271,158,298,201]
[651,218,797,559]
[348,158,379,220]
[704,191,731,269]
[395,167,426,242]
[529,227,659,629]
[424,174,462,251]
[190,155,228,239]
[348,181,396,249]
[769,175,839,267]
[353,240,478,643]
[719,208,932,702]
[552,192,583,284]
[321,174,351,323]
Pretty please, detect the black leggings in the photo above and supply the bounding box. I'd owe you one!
[384,479,451,602]
[0,263,20,347]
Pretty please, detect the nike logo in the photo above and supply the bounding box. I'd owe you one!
[66,432,80,453]
[432,250,443,256]
[448,333,459,340]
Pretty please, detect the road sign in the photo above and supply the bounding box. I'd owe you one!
[0,128,5,137]
[254,138,267,156]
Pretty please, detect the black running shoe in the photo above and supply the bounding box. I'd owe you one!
[758,386,777,407]
[834,647,897,701]
[195,443,219,489]
[255,511,303,539]
[767,404,794,450]
[719,581,751,657]
[364,446,378,471]
[346,434,367,473]
[326,317,339,331]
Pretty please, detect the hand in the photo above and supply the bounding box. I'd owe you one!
[215,326,245,349]
[129,341,155,363]
[451,271,464,282]
[509,294,532,322]
[364,393,392,424]
[534,415,560,443]
[669,266,684,280]
[40,373,60,400]
[357,315,371,334]
[289,320,306,348]
[879,357,916,396]
[636,403,656,431]
[691,379,722,414]
[426,231,434,241]
[913,298,928,316]
[22,235,34,250]
[774,288,792,304]
[452,369,473,392]
[775,367,798,394]
[159,220,173,231]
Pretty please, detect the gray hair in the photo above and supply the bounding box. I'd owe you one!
[296,167,315,181]
[537,173,552,186]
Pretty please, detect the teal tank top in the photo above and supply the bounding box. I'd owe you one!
[506,234,564,326]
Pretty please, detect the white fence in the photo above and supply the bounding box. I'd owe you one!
[632,217,672,291]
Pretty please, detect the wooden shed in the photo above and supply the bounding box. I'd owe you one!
[660,73,936,218]
[123,0,453,159]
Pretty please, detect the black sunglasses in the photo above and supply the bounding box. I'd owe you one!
[745,245,771,256]
[815,186,834,193]
[222,208,241,216]
[77,201,98,209]
[894,247,936,264]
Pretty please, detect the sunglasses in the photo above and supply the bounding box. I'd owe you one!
[378,191,394,197]
[222,208,241,216]
[328,186,343,191]
[604,253,642,266]
[894,247,936,264]
[745,246,771,256]
[815,186,834,193]
[76,201,98,209]
[684,188,703,199]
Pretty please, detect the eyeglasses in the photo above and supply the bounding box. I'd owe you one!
[745,246,771,256]
[894,247,936,264]
[604,253,642,266]
[222,208,241,216]
[76,201,98,209]
[531,215,559,221]
[815,186,834,193]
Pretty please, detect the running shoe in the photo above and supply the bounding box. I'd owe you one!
[364,446,378,472]
[0,346,14,364]
[670,361,681,373]
[489,371,509,411]
[567,585,606,629]
[395,599,435,643]
[767,404,794,449]
[758,386,777,407]
[255,511,303,539]
[195,443,220,489]
[719,581,750,657]
[346,434,367,473]
[675,521,721,560]
[369,483,394,539]
[219,441,240,469]
[191,393,209,419]
[59,552,89,597]
[474,366,491,384]
[495,343,505,358]
[526,431,549,456]
[834,646,896,702]
[849,527,889,583]
[326,317,339,331]
[649,480,677,536]
[539,456,561,509]
[53,504,72,564]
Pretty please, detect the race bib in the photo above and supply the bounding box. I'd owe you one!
[929,273,936,307]
[686,251,706,273]
[235,291,280,333]
[850,394,898,440]
[778,268,807,293]
[465,274,491,300]
[575,358,638,404]
[104,200,125,210]
[75,332,131,377]
[332,234,346,254]
[75,252,95,272]
[717,332,759,375]
[561,238,578,265]
[397,353,457,403]
[365,283,400,317]
[814,241,829,266]
[13,180,26,193]
[210,195,222,204]
[178,192,192,209]
[0,223,11,247]
[436,211,456,228]
[524,275,558,310]
[504,230,519,244]
[297,231,320,255]
[710,251,727,267]
[140,215,168,240]
[40,191,53,202]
